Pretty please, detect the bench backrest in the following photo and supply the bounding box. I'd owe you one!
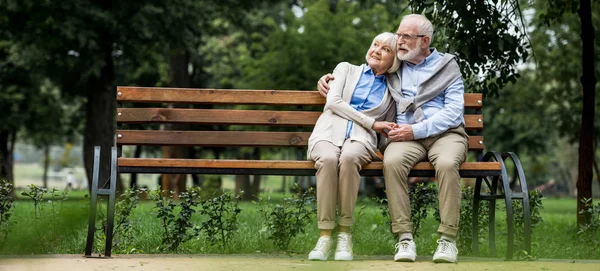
[116,87,484,160]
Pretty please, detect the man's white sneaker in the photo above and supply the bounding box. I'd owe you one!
[394,239,417,262]
[432,239,458,263]
[308,236,333,261]
[334,232,353,261]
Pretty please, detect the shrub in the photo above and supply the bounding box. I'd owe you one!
[457,186,491,254]
[374,182,439,237]
[151,187,202,252]
[577,198,600,249]
[199,190,242,249]
[256,186,316,250]
[0,180,15,246]
[111,188,145,253]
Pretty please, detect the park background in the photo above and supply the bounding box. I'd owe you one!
[0,0,599,262]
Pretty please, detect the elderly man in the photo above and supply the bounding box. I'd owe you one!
[317,14,468,263]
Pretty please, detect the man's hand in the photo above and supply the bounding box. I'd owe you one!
[317,74,335,97]
[372,121,397,137]
[388,124,415,141]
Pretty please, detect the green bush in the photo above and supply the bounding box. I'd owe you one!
[0,180,15,247]
[577,198,600,249]
[198,190,242,249]
[151,187,202,252]
[256,186,316,250]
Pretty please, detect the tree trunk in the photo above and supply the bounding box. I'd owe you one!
[83,40,122,193]
[0,130,15,189]
[593,157,600,187]
[576,0,596,226]
[161,49,192,197]
[42,145,49,188]
[235,175,250,198]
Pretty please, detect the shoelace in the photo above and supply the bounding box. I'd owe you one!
[436,239,458,254]
[337,234,351,251]
[313,237,330,251]
[395,240,412,252]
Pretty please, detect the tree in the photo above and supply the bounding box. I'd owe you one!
[531,0,598,225]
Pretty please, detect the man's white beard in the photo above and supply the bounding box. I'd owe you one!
[397,40,422,61]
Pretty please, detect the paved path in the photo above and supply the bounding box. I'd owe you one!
[0,254,599,271]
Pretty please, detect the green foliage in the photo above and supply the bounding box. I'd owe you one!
[375,183,439,237]
[457,186,489,254]
[256,187,316,250]
[577,198,600,249]
[20,184,47,221]
[0,180,15,246]
[199,190,242,249]
[238,0,401,91]
[526,0,600,144]
[151,187,202,252]
[409,0,528,96]
[512,190,544,259]
[409,183,439,236]
[111,188,145,254]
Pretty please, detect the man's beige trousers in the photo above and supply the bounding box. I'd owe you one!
[383,126,469,237]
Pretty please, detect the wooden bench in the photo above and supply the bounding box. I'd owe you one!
[85,87,531,259]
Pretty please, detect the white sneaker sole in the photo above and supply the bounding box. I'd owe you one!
[334,252,353,261]
[308,251,330,261]
[394,253,416,262]
[433,255,457,263]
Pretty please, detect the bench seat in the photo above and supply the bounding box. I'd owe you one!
[118,158,501,177]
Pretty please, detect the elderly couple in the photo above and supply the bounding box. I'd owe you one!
[307,14,468,263]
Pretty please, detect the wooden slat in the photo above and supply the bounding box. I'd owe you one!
[117,86,483,109]
[117,108,483,129]
[469,136,484,150]
[117,87,326,105]
[117,108,321,126]
[465,115,483,129]
[117,130,485,150]
[464,93,483,109]
[116,130,311,147]
[117,158,501,171]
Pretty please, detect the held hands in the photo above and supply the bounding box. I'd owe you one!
[372,121,398,138]
[388,124,414,141]
[317,74,335,97]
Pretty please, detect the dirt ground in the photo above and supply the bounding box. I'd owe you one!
[0,254,599,271]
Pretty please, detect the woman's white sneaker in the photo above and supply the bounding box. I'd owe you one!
[334,233,353,261]
[308,236,333,261]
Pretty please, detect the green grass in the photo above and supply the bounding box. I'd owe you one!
[1,194,598,260]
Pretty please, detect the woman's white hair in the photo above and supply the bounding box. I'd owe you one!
[400,14,434,45]
[364,32,401,73]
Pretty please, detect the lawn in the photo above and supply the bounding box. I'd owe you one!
[1,190,599,260]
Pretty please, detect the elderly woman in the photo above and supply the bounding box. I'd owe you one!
[307,32,400,261]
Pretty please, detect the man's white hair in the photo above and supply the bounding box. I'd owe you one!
[400,14,434,45]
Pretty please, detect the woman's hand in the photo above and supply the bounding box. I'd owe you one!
[372,121,398,137]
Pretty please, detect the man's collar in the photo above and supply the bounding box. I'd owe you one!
[406,48,439,67]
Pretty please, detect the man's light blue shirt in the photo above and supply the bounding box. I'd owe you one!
[346,65,387,138]
[397,49,465,139]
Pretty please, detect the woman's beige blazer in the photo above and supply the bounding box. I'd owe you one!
[307,62,399,161]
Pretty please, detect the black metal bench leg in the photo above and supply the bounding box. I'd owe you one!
[501,170,515,260]
[85,146,101,257]
[489,176,498,257]
[104,147,118,257]
[472,177,483,256]
[506,152,532,256]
